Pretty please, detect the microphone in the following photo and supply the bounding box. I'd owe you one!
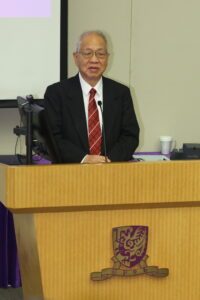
[97,100,108,162]
[26,94,34,104]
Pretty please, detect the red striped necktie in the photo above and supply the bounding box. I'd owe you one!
[88,88,102,155]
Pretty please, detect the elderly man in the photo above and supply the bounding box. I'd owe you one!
[44,31,139,164]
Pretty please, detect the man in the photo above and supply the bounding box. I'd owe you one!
[44,31,139,164]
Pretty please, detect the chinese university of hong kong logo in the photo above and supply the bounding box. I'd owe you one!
[91,226,169,281]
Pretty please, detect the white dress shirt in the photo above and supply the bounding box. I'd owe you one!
[78,72,103,132]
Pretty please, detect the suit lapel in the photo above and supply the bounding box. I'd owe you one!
[102,77,117,138]
[65,75,89,150]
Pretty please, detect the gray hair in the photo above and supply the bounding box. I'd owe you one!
[75,30,108,52]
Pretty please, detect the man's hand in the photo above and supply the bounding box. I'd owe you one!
[82,155,111,164]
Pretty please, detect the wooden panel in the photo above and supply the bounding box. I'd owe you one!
[14,214,44,300]
[4,160,200,211]
[24,206,200,300]
[2,161,200,300]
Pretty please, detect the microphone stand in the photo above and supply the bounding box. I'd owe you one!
[97,101,108,163]
[25,95,34,165]
[25,101,33,165]
[14,96,33,165]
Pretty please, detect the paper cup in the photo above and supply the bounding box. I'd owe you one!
[160,136,172,155]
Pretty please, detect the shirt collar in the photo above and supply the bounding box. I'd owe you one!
[78,72,103,97]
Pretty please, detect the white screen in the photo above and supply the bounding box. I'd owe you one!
[0,0,60,99]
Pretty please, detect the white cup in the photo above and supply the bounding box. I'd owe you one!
[160,136,173,155]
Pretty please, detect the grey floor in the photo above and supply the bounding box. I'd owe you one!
[0,288,23,300]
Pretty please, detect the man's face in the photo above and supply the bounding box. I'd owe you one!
[73,33,108,86]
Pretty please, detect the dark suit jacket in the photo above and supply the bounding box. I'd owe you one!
[44,74,139,163]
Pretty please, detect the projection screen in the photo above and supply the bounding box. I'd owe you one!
[0,0,67,107]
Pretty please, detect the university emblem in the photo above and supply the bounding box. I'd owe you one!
[91,226,169,281]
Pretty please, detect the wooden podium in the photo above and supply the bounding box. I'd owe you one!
[1,160,200,300]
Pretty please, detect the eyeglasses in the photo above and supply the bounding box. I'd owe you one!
[78,50,108,59]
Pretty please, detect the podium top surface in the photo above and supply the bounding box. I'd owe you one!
[0,160,200,213]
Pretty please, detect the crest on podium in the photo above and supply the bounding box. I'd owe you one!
[91,226,169,281]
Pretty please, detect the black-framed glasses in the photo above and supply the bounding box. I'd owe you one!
[78,49,108,59]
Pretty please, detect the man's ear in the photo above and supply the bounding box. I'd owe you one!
[73,52,78,66]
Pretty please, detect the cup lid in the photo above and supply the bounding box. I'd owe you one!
[160,136,172,141]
